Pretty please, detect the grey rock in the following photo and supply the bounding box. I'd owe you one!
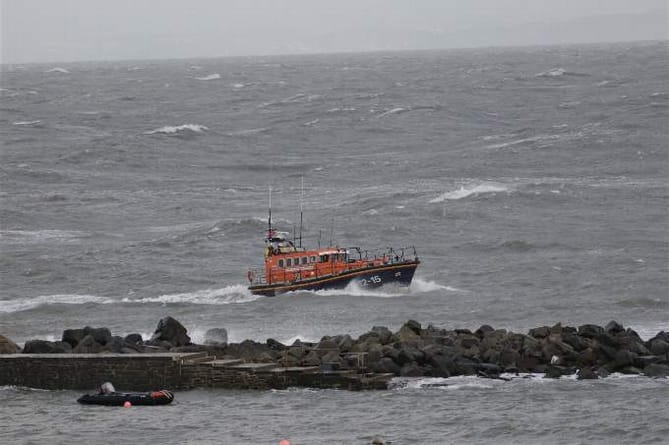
[204,328,228,346]
[62,328,86,348]
[643,363,669,378]
[151,316,190,347]
[72,335,103,353]
[23,339,68,354]
[605,320,624,334]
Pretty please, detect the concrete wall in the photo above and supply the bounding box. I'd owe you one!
[0,353,190,391]
[0,354,392,391]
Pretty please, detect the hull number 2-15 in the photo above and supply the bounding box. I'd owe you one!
[360,275,382,287]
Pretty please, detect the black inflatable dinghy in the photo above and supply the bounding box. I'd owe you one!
[77,390,174,406]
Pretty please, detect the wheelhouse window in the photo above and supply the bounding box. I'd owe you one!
[286,258,292,267]
[320,254,329,263]
[301,257,308,265]
[309,256,316,263]
[278,259,284,267]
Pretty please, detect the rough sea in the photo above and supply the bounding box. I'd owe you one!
[1,41,668,444]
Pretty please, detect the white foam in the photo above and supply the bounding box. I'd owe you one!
[535,67,566,77]
[145,124,208,135]
[0,294,115,314]
[194,73,221,81]
[12,120,41,126]
[226,127,271,136]
[0,229,86,243]
[121,285,261,305]
[232,83,245,89]
[308,281,408,299]
[377,107,408,118]
[485,134,561,149]
[430,184,508,202]
[45,67,70,74]
[410,277,464,293]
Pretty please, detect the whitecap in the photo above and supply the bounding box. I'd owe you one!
[226,127,271,137]
[303,118,319,126]
[0,229,86,243]
[377,107,408,118]
[232,83,245,89]
[45,67,70,74]
[145,124,208,135]
[0,294,115,314]
[194,73,221,81]
[535,68,567,77]
[429,184,508,202]
[485,134,561,150]
[12,120,41,126]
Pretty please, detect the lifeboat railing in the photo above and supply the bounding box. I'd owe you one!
[348,245,418,263]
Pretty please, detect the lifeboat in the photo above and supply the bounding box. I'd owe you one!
[247,229,419,297]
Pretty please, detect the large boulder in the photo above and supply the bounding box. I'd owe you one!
[124,333,143,346]
[72,335,104,353]
[604,320,624,334]
[62,327,111,348]
[151,316,190,347]
[578,324,604,338]
[646,336,669,357]
[204,328,228,346]
[62,328,87,348]
[84,327,112,345]
[643,364,669,378]
[0,335,20,354]
[23,339,70,354]
[371,357,401,375]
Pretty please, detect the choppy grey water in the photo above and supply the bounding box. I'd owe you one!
[1,41,668,444]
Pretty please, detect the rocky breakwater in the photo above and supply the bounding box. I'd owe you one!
[2,318,668,381]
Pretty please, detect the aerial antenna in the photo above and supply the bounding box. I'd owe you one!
[298,176,304,248]
[268,185,273,239]
[329,217,335,247]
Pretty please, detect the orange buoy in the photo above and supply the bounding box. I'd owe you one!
[123,401,132,408]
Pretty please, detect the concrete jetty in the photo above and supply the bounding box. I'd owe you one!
[0,352,393,391]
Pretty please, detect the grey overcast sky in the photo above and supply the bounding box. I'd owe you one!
[1,0,667,64]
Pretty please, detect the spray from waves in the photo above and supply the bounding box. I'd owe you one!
[120,284,261,305]
[0,294,115,314]
[429,184,509,203]
[194,73,221,81]
[298,277,461,299]
[44,67,70,74]
[410,277,464,293]
[534,68,589,78]
[144,124,208,135]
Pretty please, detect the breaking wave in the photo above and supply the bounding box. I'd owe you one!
[429,184,509,202]
[44,67,70,74]
[121,285,261,305]
[145,124,208,135]
[534,68,589,78]
[194,73,221,81]
[12,120,42,126]
[0,294,115,314]
[0,229,88,244]
[304,277,456,298]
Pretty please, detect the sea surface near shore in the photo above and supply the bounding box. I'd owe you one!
[1,40,668,444]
